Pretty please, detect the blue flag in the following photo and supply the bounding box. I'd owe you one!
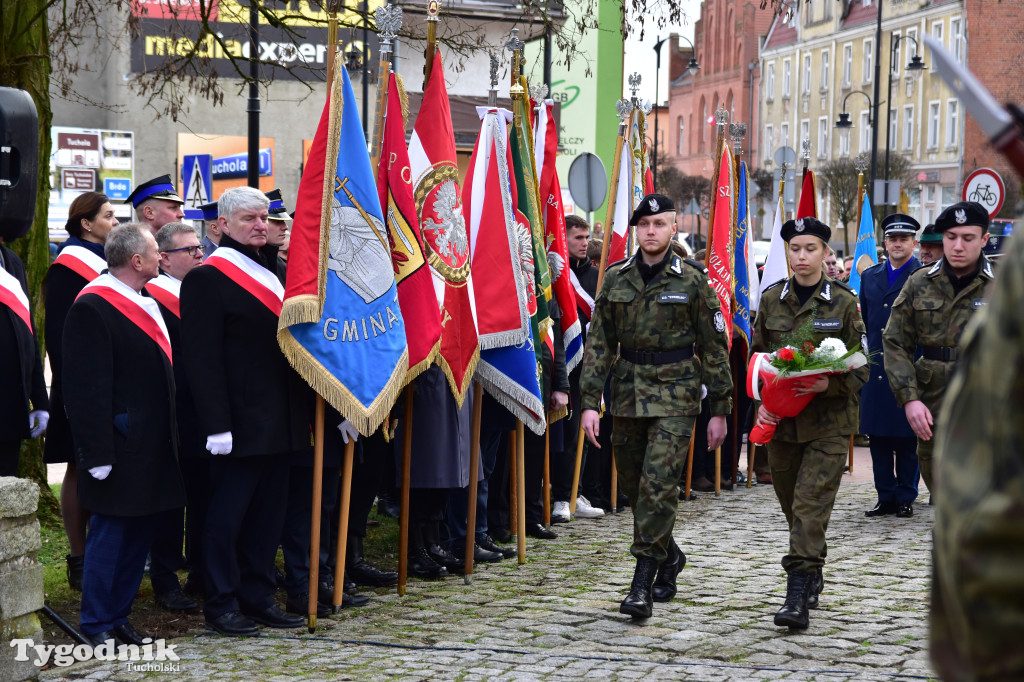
[733,161,753,351]
[848,192,877,295]
[278,63,408,436]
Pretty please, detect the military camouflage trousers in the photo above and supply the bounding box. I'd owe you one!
[611,415,695,563]
[767,436,848,573]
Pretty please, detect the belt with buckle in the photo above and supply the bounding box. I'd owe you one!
[619,347,695,365]
[921,346,958,362]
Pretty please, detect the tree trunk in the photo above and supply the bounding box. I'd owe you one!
[1,0,61,523]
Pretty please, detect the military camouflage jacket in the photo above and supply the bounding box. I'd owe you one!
[579,252,732,418]
[751,276,868,443]
[931,238,1024,680]
[881,256,995,408]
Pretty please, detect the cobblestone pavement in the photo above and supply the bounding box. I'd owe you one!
[43,476,935,681]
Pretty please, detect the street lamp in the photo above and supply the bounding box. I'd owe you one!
[652,35,699,188]
[835,90,872,157]
[881,34,926,214]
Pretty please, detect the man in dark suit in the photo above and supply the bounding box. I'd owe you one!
[181,186,309,636]
[0,241,49,475]
[63,224,186,647]
[860,213,922,519]
[144,222,206,613]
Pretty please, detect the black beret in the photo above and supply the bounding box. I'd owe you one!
[919,223,942,244]
[629,193,675,226]
[880,212,920,237]
[934,201,989,232]
[781,216,831,243]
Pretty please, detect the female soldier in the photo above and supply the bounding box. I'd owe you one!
[44,192,117,590]
[751,217,867,629]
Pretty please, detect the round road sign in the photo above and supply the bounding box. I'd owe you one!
[567,153,608,214]
[962,167,1005,217]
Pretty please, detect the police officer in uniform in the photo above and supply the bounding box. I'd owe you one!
[859,214,921,519]
[752,217,867,630]
[580,194,732,620]
[882,201,994,500]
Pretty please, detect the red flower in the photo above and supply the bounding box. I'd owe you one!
[777,348,795,361]
[802,341,816,355]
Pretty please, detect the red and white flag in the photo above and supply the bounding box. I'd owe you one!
[707,145,735,351]
[534,100,583,372]
[408,52,479,406]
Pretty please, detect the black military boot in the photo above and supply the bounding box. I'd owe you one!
[347,536,399,587]
[619,558,659,619]
[652,542,687,602]
[66,554,84,592]
[806,568,824,609]
[774,570,812,629]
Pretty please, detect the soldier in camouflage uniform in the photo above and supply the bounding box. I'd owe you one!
[580,193,732,620]
[882,201,994,500]
[751,216,868,630]
[931,226,1023,682]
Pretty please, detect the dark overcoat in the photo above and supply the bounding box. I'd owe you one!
[0,245,49,440]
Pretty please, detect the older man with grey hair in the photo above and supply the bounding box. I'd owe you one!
[180,186,310,636]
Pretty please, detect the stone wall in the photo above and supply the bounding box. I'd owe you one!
[0,477,44,682]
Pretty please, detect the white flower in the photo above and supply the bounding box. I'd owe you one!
[811,337,848,361]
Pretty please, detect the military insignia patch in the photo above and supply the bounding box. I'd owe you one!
[812,318,842,331]
[821,282,831,302]
[955,209,967,224]
[795,219,805,232]
[714,310,726,333]
[972,298,987,309]
[649,197,660,212]
[861,333,868,352]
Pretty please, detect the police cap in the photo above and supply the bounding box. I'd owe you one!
[265,189,292,222]
[125,174,184,208]
[880,212,920,237]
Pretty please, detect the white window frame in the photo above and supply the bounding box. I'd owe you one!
[891,30,901,77]
[820,49,830,92]
[859,111,871,153]
[780,122,790,151]
[818,116,829,157]
[803,54,812,94]
[677,117,685,155]
[927,101,940,150]
[946,98,959,148]
[800,119,810,152]
[766,62,775,101]
[889,108,897,152]
[951,18,963,63]
[863,39,873,83]
[932,19,943,45]
[783,58,792,98]
[907,28,919,69]
[842,43,853,86]
[902,104,915,151]
[765,124,774,161]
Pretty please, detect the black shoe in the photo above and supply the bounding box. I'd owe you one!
[525,523,557,540]
[722,478,735,491]
[617,493,629,509]
[67,554,84,592]
[619,558,659,619]
[652,542,686,603]
[376,498,400,519]
[347,536,399,587]
[183,574,205,597]
[84,631,122,648]
[453,543,503,564]
[774,571,812,629]
[285,592,330,617]
[865,501,898,517]
[112,621,151,646]
[242,604,304,629]
[427,543,465,572]
[206,611,260,637]
[806,568,824,609]
[896,503,914,518]
[314,579,369,607]
[155,587,199,613]
[408,548,447,579]
[490,527,512,544]
[477,534,516,559]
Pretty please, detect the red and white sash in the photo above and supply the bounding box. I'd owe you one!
[204,247,284,316]
[0,266,33,333]
[78,274,173,364]
[569,269,595,323]
[144,275,182,318]
[53,245,106,283]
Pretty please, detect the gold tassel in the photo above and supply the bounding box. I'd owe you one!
[394,72,410,130]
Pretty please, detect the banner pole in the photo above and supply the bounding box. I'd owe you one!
[464,382,483,584]
[332,439,355,611]
[397,386,413,596]
[516,419,527,564]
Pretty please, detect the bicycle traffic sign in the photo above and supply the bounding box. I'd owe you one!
[962,167,1005,218]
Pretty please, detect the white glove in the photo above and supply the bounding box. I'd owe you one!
[701,384,708,401]
[206,431,233,455]
[337,420,359,444]
[89,465,112,480]
[29,410,49,438]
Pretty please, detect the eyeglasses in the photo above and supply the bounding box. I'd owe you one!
[164,245,205,257]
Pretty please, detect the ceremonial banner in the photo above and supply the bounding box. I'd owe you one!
[733,161,757,350]
[606,111,635,265]
[535,100,583,373]
[758,196,790,297]
[628,109,649,253]
[465,106,545,434]
[408,51,479,406]
[707,145,735,351]
[377,71,442,382]
[797,170,818,218]
[848,192,877,295]
[278,61,408,436]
